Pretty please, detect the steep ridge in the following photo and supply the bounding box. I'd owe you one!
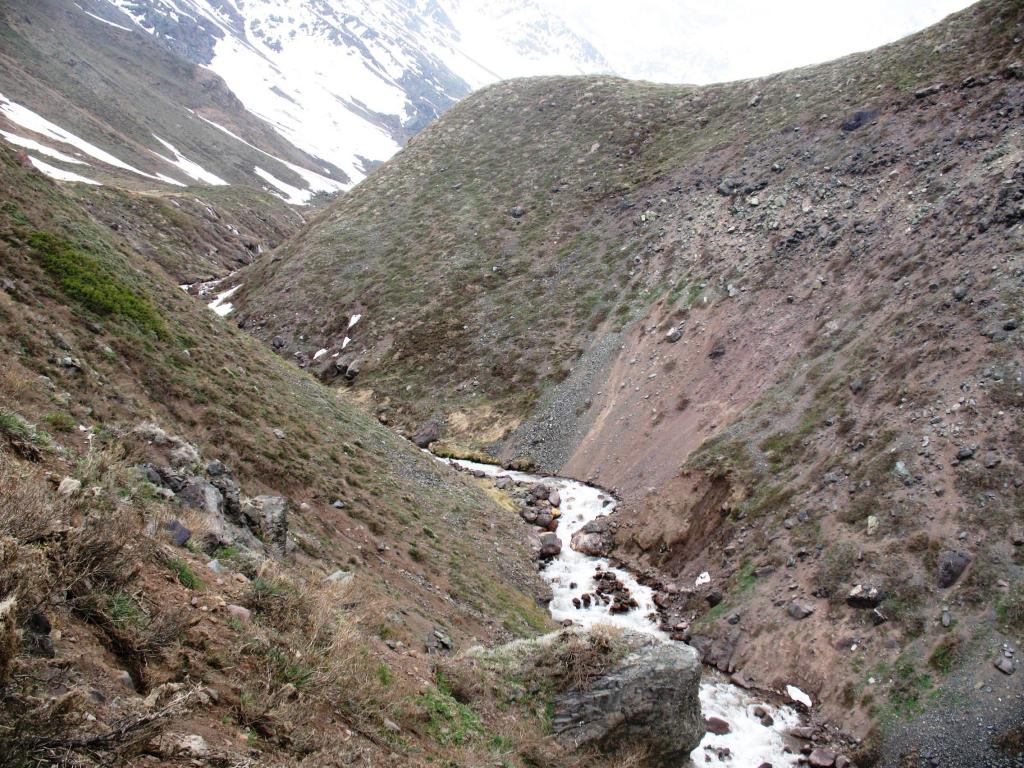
[0,144,558,765]
[235,0,1024,761]
[0,0,351,201]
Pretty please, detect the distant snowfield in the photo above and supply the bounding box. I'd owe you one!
[99,0,610,193]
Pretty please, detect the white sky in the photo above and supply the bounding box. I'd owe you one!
[541,0,976,84]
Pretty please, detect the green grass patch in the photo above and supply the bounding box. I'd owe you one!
[43,411,76,432]
[27,231,165,336]
[418,683,485,746]
[167,557,203,590]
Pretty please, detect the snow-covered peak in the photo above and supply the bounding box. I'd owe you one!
[97,0,611,191]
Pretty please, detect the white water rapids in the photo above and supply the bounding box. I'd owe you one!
[446,457,803,766]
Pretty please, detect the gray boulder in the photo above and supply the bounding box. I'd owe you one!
[571,518,613,557]
[178,479,224,516]
[937,550,971,588]
[552,642,704,767]
[412,420,442,448]
[241,495,289,554]
[538,532,561,559]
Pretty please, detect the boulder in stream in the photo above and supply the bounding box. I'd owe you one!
[551,640,704,766]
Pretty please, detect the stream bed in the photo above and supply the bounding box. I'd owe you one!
[445,457,803,766]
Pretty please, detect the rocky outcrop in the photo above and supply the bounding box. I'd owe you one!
[551,642,704,767]
[241,495,289,554]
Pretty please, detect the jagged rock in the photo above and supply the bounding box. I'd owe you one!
[846,584,885,609]
[937,549,971,588]
[530,482,550,499]
[840,108,878,132]
[687,630,740,673]
[211,474,242,524]
[538,532,561,559]
[241,495,289,554]
[179,479,224,516]
[162,520,192,547]
[995,657,1016,675]
[412,420,441,448]
[552,642,704,767]
[788,600,815,619]
[57,477,81,496]
[509,205,525,218]
[175,735,209,759]
[665,326,683,343]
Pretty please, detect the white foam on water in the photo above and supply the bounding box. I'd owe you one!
[444,457,802,766]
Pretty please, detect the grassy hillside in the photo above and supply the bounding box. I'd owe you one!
[235,0,1023,447]
[233,0,1024,760]
[0,145,558,766]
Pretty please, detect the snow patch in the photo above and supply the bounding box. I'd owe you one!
[77,5,133,31]
[27,156,100,185]
[151,135,227,185]
[253,165,309,205]
[313,348,328,360]
[1,131,87,164]
[0,92,171,184]
[199,116,345,199]
[208,284,241,317]
[695,571,711,587]
[786,685,812,708]
[347,313,361,329]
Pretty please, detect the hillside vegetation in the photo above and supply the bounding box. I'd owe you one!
[0,145,562,766]
[234,0,1024,761]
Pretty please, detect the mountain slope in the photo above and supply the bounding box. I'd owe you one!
[0,144,556,765]
[233,0,1024,760]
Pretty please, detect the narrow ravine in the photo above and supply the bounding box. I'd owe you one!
[444,457,804,766]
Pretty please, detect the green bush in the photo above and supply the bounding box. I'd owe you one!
[167,558,202,590]
[43,412,76,433]
[27,231,164,336]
